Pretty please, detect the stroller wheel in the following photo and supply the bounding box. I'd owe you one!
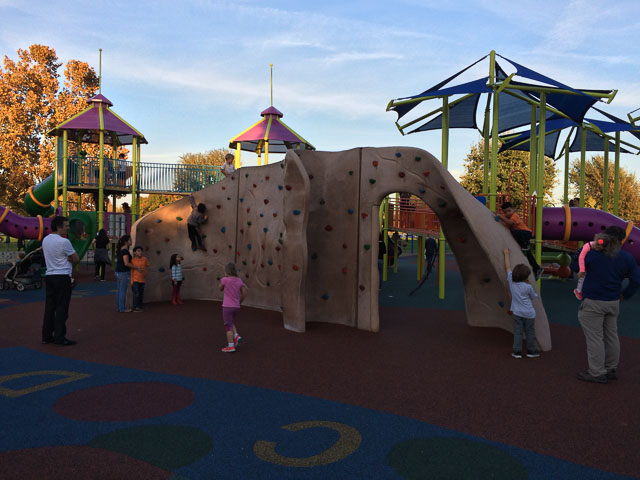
[15,282,25,292]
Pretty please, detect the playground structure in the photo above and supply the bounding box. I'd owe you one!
[132,146,552,350]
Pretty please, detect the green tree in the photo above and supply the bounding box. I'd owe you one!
[459,139,558,208]
[139,194,182,215]
[569,155,640,220]
[0,45,98,214]
[173,148,229,193]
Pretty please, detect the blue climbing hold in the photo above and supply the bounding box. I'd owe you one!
[347,208,354,214]
[263,228,268,233]
[247,244,252,250]
[293,210,301,215]
[419,189,426,194]
[321,294,329,300]
[278,185,283,190]
[221,227,226,233]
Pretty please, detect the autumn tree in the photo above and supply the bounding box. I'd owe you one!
[459,139,558,208]
[569,155,640,220]
[0,45,98,214]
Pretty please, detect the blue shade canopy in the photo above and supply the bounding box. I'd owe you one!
[499,118,577,157]
[569,128,633,154]
[497,90,557,133]
[590,107,640,141]
[408,94,481,133]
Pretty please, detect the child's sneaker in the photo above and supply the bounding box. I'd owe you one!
[221,346,236,353]
[512,352,522,359]
[234,335,243,347]
[573,289,583,300]
[526,351,540,358]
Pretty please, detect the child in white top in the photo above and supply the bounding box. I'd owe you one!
[504,248,540,359]
[170,253,183,305]
[221,153,235,177]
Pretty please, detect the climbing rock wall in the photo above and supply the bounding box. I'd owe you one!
[133,146,551,350]
[131,156,310,331]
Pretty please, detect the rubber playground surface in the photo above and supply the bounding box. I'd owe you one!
[1,256,640,479]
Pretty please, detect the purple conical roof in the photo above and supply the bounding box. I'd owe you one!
[47,95,146,145]
[229,106,314,153]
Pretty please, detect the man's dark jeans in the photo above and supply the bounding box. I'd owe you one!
[42,275,72,342]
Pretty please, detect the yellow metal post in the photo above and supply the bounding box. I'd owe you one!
[535,92,546,288]
[62,130,68,216]
[438,96,449,299]
[235,142,241,169]
[54,137,59,209]
[265,141,269,165]
[131,137,138,221]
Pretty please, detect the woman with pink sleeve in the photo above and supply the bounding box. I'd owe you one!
[218,263,248,353]
[574,235,604,299]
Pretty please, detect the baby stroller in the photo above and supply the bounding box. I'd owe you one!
[1,248,44,292]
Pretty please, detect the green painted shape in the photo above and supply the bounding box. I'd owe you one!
[387,437,527,480]
[88,425,213,471]
[24,174,55,216]
[68,211,97,261]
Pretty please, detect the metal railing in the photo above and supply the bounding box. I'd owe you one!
[63,156,223,194]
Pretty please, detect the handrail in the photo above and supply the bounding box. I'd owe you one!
[61,156,223,194]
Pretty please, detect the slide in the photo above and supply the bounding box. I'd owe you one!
[541,207,639,263]
[0,174,96,259]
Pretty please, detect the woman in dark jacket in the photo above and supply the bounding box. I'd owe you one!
[92,229,110,281]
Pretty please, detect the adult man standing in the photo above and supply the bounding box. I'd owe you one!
[42,216,79,346]
[577,226,640,383]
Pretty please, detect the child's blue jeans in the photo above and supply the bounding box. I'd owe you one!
[513,315,537,354]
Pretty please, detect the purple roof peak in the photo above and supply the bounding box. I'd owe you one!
[261,106,283,117]
[87,94,113,106]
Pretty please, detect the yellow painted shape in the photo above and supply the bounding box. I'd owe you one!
[253,420,362,467]
[0,370,91,398]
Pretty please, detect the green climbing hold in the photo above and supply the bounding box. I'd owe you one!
[348,170,354,175]
[364,244,371,250]
[369,179,376,184]
[176,217,183,221]
[438,200,447,208]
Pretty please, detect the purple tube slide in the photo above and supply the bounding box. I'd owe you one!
[0,205,53,240]
[542,207,639,263]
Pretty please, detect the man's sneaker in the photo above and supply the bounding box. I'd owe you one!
[526,351,540,358]
[134,308,144,312]
[577,371,608,384]
[606,369,618,381]
[512,352,522,359]
[573,289,583,300]
[234,335,243,347]
[221,346,236,353]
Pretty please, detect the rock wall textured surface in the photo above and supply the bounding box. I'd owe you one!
[132,146,551,350]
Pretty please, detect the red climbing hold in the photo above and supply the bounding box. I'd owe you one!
[398,172,406,178]
[372,160,379,167]
[237,251,241,256]
[277,265,281,270]
[273,213,278,217]
[261,244,265,250]
[265,176,270,181]
[247,208,251,213]
[342,268,348,274]
[325,225,333,232]
[275,246,281,251]
[216,205,221,209]
[264,199,269,204]
[342,243,347,249]
[213,249,218,254]
[253,184,257,188]
[359,285,365,291]
[240,229,244,234]
[361,213,368,219]
[164,238,170,243]
[252,259,256,264]
[285,185,292,190]
[202,267,207,271]
[423,171,430,177]
[222,186,226,190]
[292,265,300,271]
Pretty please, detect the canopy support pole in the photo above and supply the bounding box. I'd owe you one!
[438,96,449,299]
[563,137,570,204]
[62,130,68,216]
[579,127,586,207]
[535,92,546,287]
[614,132,621,215]
[603,137,609,212]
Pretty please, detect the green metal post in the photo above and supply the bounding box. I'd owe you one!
[439,96,449,299]
[489,51,499,212]
[535,92,546,287]
[580,128,586,207]
[482,99,490,195]
[603,138,609,212]
[529,105,537,195]
[383,198,389,282]
[62,130,68,216]
[563,137,570,204]
[614,131,620,215]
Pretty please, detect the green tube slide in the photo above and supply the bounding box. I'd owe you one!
[24,174,55,217]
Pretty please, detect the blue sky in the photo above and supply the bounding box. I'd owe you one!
[2,0,639,202]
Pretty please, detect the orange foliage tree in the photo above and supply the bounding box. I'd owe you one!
[0,44,98,214]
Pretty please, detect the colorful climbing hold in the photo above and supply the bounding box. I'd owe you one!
[342,243,347,249]
[321,294,329,300]
[265,176,270,181]
[242,260,247,265]
[437,200,447,208]
[176,216,183,221]
[342,267,348,274]
[164,238,170,243]
[348,170,354,175]
[273,213,278,218]
[240,198,244,202]
[423,171,430,177]
[498,301,504,307]
[361,213,369,219]
[159,267,165,272]
[221,227,226,233]
[240,229,244,234]
[222,186,226,190]
[395,152,402,157]
[369,179,376,184]
[278,185,283,190]
[285,185,292,190]
[247,208,251,213]
[319,199,325,205]
[213,249,218,254]
[259,213,264,218]
[309,174,314,180]
[364,244,371,250]
[292,265,300,271]
[275,246,281,251]
[325,225,333,232]
[419,189,426,194]
[247,221,252,226]
[216,205,221,209]
[359,285,365,291]
[247,244,252,250]
[155,219,162,223]
[398,172,406,178]
[263,228,268,233]
[347,208,354,214]
[372,160,379,167]
[202,267,207,271]
[268,260,273,265]
[415,156,422,161]
[293,210,301,215]
[264,199,269,205]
